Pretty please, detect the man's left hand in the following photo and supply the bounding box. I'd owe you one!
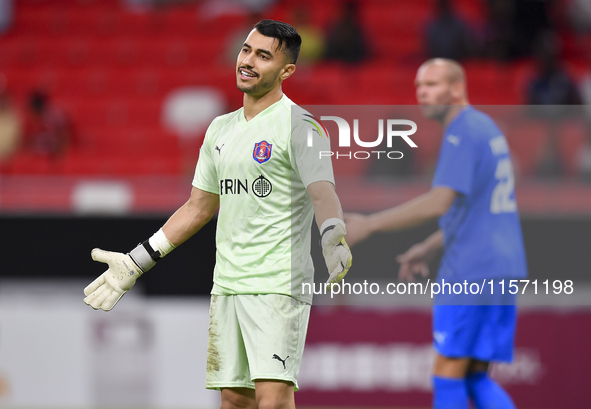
[322,223,353,285]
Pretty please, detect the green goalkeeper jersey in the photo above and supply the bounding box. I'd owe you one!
[192,95,334,304]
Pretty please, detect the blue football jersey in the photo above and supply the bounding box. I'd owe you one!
[432,107,528,281]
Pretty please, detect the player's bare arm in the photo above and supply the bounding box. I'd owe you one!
[307,181,343,228]
[84,187,219,311]
[307,181,352,285]
[162,187,219,246]
[344,186,456,246]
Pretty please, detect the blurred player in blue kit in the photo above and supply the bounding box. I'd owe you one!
[346,59,527,409]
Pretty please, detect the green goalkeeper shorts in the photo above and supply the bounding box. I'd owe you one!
[205,294,310,391]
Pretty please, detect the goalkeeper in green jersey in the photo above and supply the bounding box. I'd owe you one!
[83,19,352,409]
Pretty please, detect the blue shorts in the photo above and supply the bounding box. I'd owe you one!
[432,304,517,362]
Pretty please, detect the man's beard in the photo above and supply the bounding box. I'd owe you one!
[420,104,449,122]
[237,71,281,96]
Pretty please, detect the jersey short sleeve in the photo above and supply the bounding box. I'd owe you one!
[192,120,220,194]
[290,116,335,188]
[432,133,476,196]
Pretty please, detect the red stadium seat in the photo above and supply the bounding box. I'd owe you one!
[2,0,585,179]
[8,153,56,175]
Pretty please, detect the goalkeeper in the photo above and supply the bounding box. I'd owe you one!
[83,19,351,409]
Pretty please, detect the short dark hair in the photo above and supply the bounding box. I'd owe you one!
[253,19,301,64]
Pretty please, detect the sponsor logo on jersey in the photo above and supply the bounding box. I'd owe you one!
[446,135,460,146]
[219,175,272,198]
[489,135,509,155]
[252,175,272,198]
[220,179,249,195]
[433,331,447,345]
[253,140,273,164]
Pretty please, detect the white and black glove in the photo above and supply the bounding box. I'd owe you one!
[84,229,174,311]
[320,219,353,285]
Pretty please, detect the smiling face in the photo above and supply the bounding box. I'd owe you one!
[236,29,295,98]
[415,60,466,122]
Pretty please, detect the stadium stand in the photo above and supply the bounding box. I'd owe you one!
[0,0,587,177]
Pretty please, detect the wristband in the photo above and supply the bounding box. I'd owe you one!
[320,218,346,247]
[128,242,156,273]
[128,229,176,273]
[148,228,175,257]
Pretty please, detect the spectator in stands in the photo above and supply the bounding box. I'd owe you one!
[292,5,324,66]
[0,0,13,34]
[0,90,20,162]
[425,0,474,61]
[483,0,516,61]
[484,0,553,61]
[577,37,591,112]
[324,1,369,64]
[526,32,581,178]
[23,90,70,158]
[122,0,200,13]
[223,12,263,67]
[121,0,154,13]
[200,0,276,19]
[567,0,591,34]
[526,32,580,107]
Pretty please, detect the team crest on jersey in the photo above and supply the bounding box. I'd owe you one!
[253,140,273,164]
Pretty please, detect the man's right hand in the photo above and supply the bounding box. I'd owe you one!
[396,243,431,282]
[83,248,143,311]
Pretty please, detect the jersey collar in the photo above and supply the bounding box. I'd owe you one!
[238,94,288,128]
[445,105,472,133]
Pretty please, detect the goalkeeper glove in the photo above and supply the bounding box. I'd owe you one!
[84,229,174,311]
[321,218,352,285]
